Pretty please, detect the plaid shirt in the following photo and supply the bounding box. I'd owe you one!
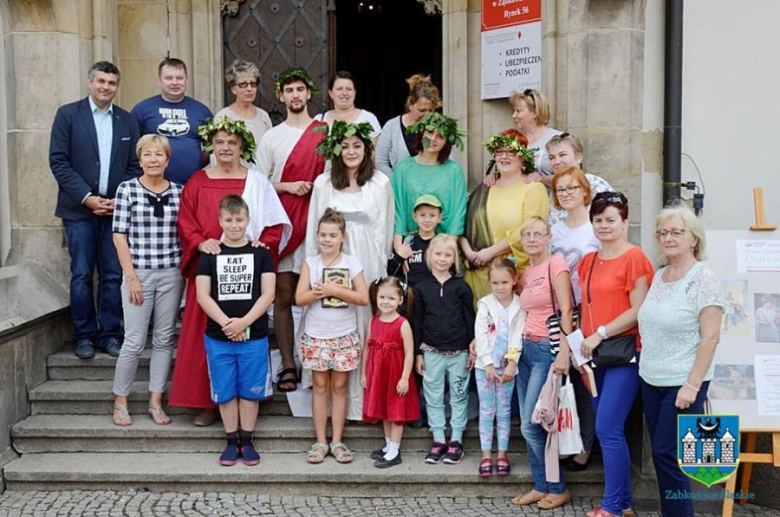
[112,177,183,270]
[548,173,614,226]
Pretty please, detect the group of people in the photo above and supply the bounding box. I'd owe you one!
[49,57,724,517]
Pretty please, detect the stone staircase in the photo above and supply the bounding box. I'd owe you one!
[3,348,605,495]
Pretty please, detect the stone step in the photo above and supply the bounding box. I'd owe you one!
[2,452,604,496]
[12,415,527,454]
[28,380,291,416]
[47,350,176,381]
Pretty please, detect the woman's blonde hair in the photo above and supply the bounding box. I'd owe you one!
[520,215,551,236]
[405,73,442,111]
[136,134,171,160]
[425,233,461,275]
[655,206,707,265]
[509,89,551,126]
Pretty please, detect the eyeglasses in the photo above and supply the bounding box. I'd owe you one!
[235,81,258,89]
[555,185,582,196]
[521,231,549,240]
[523,88,536,97]
[656,229,687,239]
[494,150,518,157]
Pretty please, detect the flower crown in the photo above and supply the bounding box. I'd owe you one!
[406,112,465,152]
[275,67,319,97]
[481,133,537,173]
[197,116,257,164]
[315,120,375,161]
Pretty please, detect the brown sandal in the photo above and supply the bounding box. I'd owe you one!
[148,403,171,425]
[113,404,132,426]
[511,490,546,506]
[538,489,571,510]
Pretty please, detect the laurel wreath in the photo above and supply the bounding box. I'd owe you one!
[314,120,375,161]
[481,134,537,173]
[405,112,465,152]
[197,116,257,164]
[274,68,319,97]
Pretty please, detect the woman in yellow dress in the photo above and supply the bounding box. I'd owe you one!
[460,129,549,303]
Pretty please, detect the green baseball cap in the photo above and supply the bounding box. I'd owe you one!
[414,194,443,210]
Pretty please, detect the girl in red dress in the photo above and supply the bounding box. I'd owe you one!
[361,277,420,468]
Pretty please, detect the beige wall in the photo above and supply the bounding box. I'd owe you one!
[3,0,116,281]
[444,0,651,240]
[116,0,223,112]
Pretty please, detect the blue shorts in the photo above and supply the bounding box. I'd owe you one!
[204,335,272,404]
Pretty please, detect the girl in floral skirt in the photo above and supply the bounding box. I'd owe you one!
[296,208,369,464]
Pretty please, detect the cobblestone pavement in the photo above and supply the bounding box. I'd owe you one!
[0,491,775,516]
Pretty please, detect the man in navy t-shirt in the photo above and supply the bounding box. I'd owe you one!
[132,58,213,184]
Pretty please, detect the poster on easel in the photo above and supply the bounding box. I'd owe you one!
[706,231,780,431]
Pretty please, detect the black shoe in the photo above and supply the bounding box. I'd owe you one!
[74,339,95,359]
[374,452,402,468]
[371,447,386,461]
[442,441,464,464]
[102,338,122,358]
[424,441,448,463]
[567,455,591,472]
[409,419,426,429]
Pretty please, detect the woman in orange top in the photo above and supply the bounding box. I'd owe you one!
[577,192,654,517]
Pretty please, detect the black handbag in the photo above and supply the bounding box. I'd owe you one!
[585,256,637,368]
[545,262,580,356]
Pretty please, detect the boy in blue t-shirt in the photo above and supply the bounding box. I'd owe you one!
[196,194,276,466]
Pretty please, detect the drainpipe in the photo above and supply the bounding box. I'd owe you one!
[663,0,684,206]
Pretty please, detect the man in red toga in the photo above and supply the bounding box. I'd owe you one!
[171,117,292,425]
[256,68,327,393]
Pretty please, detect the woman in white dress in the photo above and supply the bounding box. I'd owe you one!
[215,60,273,156]
[314,71,381,147]
[303,120,394,420]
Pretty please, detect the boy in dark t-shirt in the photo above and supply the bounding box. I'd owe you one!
[387,194,443,288]
[196,195,276,467]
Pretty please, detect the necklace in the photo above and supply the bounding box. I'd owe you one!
[322,251,342,267]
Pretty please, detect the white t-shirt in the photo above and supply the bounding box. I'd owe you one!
[256,123,308,273]
[314,109,382,139]
[302,253,364,339]
[550,220,601,303]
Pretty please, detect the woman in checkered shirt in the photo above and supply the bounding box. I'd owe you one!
[111,134,184,427]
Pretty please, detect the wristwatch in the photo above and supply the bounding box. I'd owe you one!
[597,325,610,340]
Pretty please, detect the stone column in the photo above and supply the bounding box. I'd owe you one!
[552,0,648,240]
[4,0,114,280]
[116,0,222,111]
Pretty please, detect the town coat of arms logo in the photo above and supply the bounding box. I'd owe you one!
[678,415,739,487]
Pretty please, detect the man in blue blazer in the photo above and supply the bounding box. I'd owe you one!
[49,61,142,359]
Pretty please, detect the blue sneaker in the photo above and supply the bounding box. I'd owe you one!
[241,443,261,466]
[102,338,122,358]
[219,443,240,466]
[74,339,95,359]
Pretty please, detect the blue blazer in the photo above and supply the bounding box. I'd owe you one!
[49,97,142,220]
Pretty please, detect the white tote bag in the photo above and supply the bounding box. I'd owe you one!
[557,375,584,456]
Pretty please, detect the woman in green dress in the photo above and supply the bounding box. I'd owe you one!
[391,113,468,259]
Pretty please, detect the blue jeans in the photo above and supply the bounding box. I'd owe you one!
[63,216,123,345]
[423,350,470,443]
[642,379,710,517]
[516,337,566,494]
[591,361,640,514]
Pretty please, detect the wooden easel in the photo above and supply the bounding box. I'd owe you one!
[722,431,780,516]
[721,190,778,516]
[749,187,777,231]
